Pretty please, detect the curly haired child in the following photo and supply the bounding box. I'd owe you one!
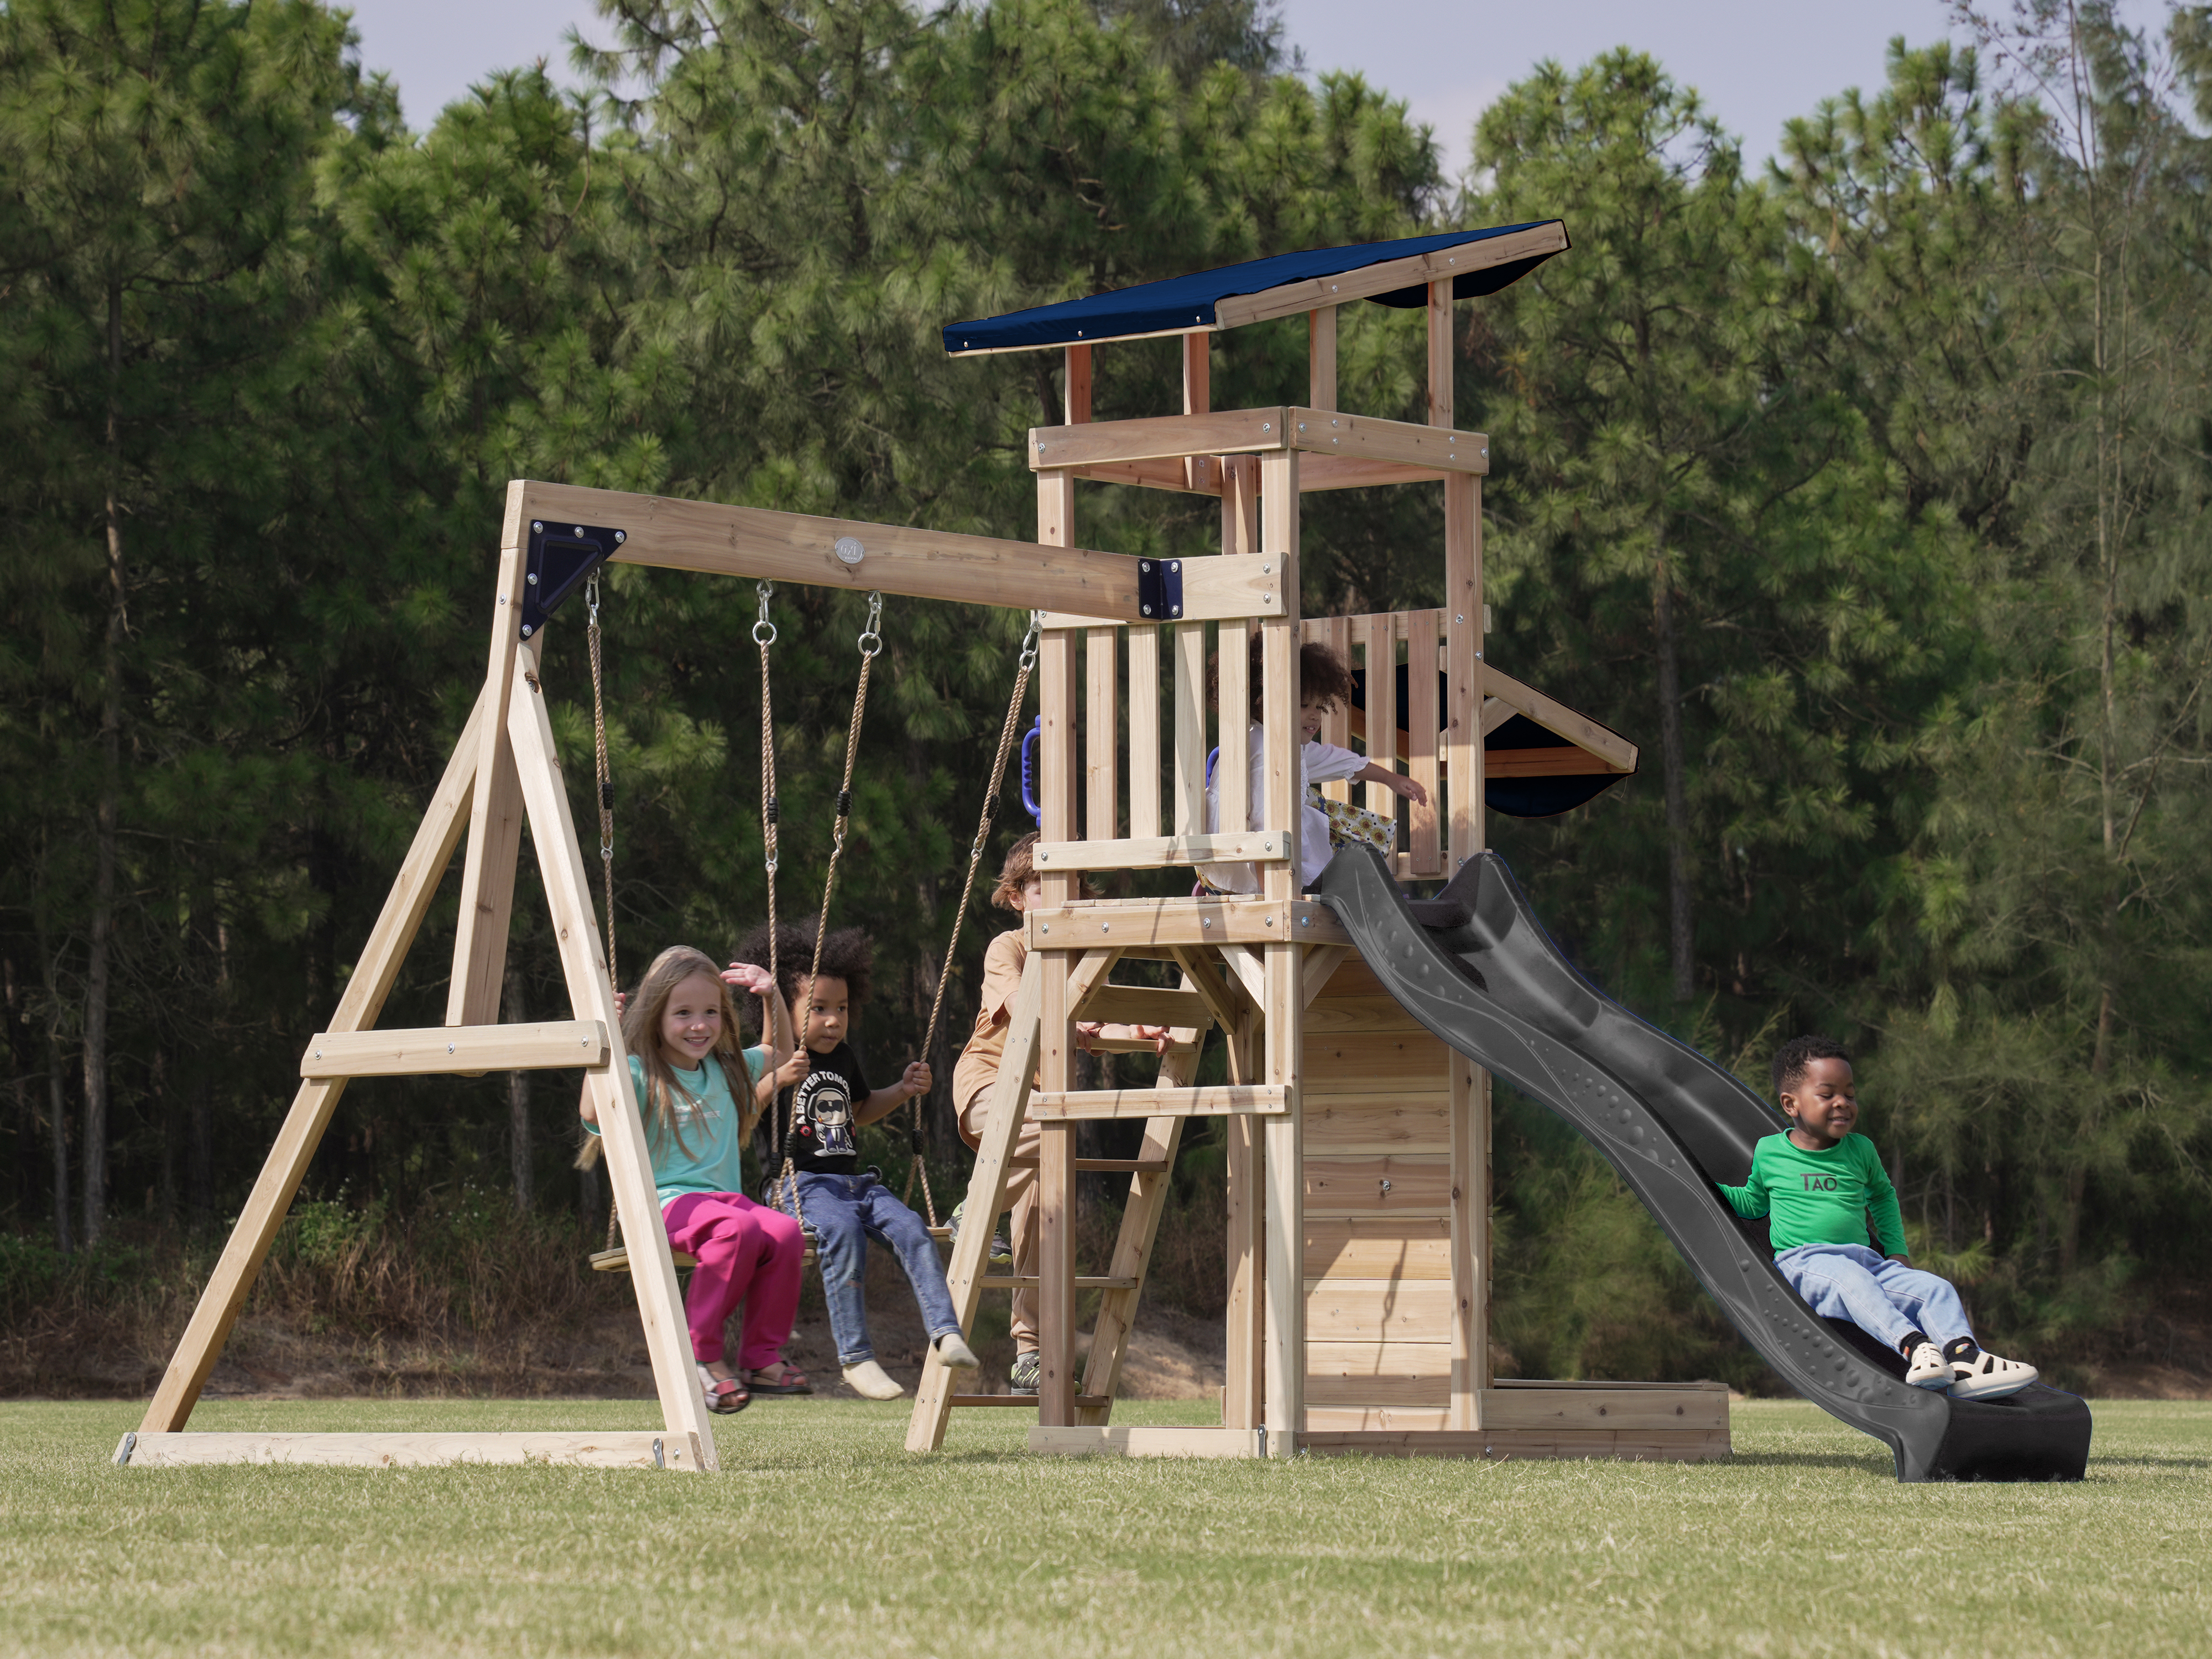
[733,919,980,1401]
[1720,1035,2038,1400]
[1200,633,1427,895]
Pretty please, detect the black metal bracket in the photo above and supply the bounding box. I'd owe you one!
[520,519,627,639]
[1136,556,1183,622]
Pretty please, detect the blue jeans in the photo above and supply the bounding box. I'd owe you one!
[1775,1241,1973,1351]
[795,1170,961,1366]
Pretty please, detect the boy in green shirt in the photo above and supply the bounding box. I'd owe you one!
[1719,1036,2038,1401]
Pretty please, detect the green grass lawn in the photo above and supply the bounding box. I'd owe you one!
[2,1396,2206,1657]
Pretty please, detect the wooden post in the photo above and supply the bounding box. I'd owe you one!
[1086,628,1118,840]
[1259,448,1303,1456]
[1222,1011,1264,1430]
[1172,624,1207,834]
[1309,306,1337,413]
[1427,278,1453,430]
[1128,625,1161,839]
[1183,330,1211,493]
[1219,401,1264,1433]
[1065,342,1093,426]
[1035,443,1081,1425]
[446,488,531,1024]
[1039,951,1076,1425]
[1434,276,1490,1429]
[1360,612,1400,827]
[1406,612,1443,876]
[140,690,491,1432]
[505,637,717,1464]
[908,954,1045,1451]
[1182,330,1209,416]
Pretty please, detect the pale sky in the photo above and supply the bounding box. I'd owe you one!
[337,0,2147,176]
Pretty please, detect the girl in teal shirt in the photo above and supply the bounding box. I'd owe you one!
[584,945,810,1413]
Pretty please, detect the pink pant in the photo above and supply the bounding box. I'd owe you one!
[661,1192,805,1369]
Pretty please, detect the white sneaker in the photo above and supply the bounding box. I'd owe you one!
[935,1332,980,1369]
[1949,1349,2038,1401]
[1905,1341,1953,1390]
[842,1359,906,1400]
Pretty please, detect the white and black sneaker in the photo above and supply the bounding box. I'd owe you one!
[1905,1341,1953,1391]
[1948,1346,2038,1401]
[1008,1351,1041,1395]
[947,1200,1013,1266]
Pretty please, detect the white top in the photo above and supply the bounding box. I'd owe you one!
[1199,723,1365,894]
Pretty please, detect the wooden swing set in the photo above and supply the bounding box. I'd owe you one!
[119,220,1729,1471]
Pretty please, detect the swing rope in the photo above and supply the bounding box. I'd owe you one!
[755,581,786,1180]
[901,608,1046,1227]
[771,592,884,1226]
[578,573,625,1252]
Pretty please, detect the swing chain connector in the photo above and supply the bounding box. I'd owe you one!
[857,591,884,659]
[753,581,776,646]
[1019,608,1044,671]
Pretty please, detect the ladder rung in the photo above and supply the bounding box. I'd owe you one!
[1029,1084,1287,1120]
[948,1394,1110,1408]
[1007,1157,1171,1173]
[1071,983,1212,1029]
[977,1276,1139,1291]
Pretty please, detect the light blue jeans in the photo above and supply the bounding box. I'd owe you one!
[1773,1241,1973,1352]
[796,1170,961,1366]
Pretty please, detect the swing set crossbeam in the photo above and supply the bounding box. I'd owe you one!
[515,481,1286,623]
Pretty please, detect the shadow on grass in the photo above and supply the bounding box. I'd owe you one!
[1722,1451,1895,1473]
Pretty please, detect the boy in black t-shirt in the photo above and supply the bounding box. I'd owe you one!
[737,922,979,1400]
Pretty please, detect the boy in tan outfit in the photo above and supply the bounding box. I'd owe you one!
[951,834,1166,1393]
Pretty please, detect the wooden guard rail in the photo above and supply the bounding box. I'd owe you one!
[1030,604,1496,884]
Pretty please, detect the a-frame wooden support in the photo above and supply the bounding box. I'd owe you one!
[122,486,716,1473]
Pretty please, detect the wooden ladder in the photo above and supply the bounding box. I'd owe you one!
[905,949,1218,1448]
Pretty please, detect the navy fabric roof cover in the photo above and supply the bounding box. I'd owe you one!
[943,222,1564,356]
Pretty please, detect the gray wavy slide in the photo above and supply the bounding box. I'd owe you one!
[1310,844,2092,1484]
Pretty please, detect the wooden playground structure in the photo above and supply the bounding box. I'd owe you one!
[120,222,1729,1470]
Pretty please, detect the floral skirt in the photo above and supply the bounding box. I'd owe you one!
[1307,781,1397,860]
[1197,785,1396,897]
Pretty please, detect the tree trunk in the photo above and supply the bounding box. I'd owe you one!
[155,1048,176,1228]
[49,1032,71,1256]
[507,961,533,1214]
[1653,538,1695,1003]
[84,275,127,1247]
[190,1079,213,1232]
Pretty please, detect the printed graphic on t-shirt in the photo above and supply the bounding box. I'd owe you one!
[791,1067,855,1159]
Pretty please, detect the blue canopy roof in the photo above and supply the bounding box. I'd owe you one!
[943,222,1566,356]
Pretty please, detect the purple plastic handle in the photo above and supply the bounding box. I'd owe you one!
[1020,718,1042,825]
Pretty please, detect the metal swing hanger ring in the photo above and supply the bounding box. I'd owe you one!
[1019,608,1044,670]
[754,580,778,646]
[857,592,885,659]
[587,573,603,623]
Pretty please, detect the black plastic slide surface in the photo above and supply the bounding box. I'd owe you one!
[1310,846,2091,1483]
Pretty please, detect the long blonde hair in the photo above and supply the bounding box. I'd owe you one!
[623,946,758,1155]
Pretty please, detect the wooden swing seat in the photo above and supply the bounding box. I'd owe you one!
[589,1225,950,1275]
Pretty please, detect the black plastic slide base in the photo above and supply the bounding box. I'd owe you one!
[1310,845,2093,1483]
[1823,1319,2093,1482]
